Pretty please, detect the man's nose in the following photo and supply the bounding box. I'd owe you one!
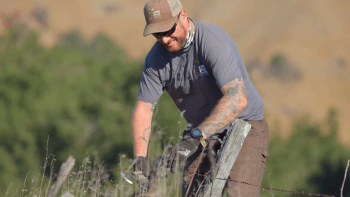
[160,35,172,44]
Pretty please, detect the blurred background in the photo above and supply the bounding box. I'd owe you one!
[0,0,349,196]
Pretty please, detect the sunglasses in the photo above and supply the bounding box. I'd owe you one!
[152,14,180,38]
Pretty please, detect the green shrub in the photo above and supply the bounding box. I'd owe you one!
[0,24,185,195]
[262,108,350,197]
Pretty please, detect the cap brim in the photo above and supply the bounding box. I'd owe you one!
[143,15,178,37]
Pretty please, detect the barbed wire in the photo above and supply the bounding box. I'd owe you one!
[196,174,335,197]
[51,168,336,197]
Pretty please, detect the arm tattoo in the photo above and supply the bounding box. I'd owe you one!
[198,78,247,138]
[151,102,157,112]
[139,127,151,143]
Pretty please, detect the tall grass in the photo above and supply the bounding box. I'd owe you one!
[5,109,350,197]
[4,131,184,197]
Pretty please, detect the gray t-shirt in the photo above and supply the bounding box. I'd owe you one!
[137,22,264,129]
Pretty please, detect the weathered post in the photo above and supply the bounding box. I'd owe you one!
[341,159,350,197]
[202,119,251,197]
[46,156,75,197]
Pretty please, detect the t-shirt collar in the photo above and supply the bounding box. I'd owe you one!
[181,18,195,50]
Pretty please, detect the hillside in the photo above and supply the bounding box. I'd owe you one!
[1,0,349,145]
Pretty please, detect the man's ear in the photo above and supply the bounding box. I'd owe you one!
[180,9,187,18]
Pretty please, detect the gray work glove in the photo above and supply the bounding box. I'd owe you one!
[133,156,150,197]
[165,134,201,173]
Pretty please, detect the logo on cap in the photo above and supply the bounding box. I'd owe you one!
[153,11,161,19]
[148,8,161,19]
[148,8,154,19]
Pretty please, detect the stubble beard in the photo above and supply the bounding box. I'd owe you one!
[167,26,187,53]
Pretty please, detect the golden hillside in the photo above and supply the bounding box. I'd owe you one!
[1,0,349,145]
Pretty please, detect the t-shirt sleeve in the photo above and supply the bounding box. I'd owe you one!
[202,41,243,89]
[137,61,164,103]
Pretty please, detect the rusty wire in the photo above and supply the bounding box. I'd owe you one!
[196,174,335,197]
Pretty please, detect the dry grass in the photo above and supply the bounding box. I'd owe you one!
[4,133,185,197]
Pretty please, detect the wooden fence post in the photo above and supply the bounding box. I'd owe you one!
[341,159,350,197]
[202,119,251,197]
[46,156,75,197]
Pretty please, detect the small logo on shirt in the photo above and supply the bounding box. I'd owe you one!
[194,60,208,76]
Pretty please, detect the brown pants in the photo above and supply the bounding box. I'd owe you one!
[182,119,269,197]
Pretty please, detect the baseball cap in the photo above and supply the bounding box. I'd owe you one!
[143,0,183,37]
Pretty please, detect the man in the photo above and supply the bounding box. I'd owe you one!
[131,0,269,196]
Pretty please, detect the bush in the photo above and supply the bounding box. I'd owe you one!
[262,108,350,197]
[0,25,136,194]
[0,24,186,195]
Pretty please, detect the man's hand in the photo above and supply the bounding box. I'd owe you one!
[133,156,150,196]
[165,134,201,173]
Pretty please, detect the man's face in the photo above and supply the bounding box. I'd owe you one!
[155,16,188,53]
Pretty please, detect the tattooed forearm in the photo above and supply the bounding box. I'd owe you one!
[139,127,151,143]
[131,100,154,157]
[198,78,247,139]
[151,102,157,112]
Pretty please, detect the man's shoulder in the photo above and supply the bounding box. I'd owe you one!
[194,21,221,31]
[194,21,238,55]
[194,21,238,58]
[194,22,232,42]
